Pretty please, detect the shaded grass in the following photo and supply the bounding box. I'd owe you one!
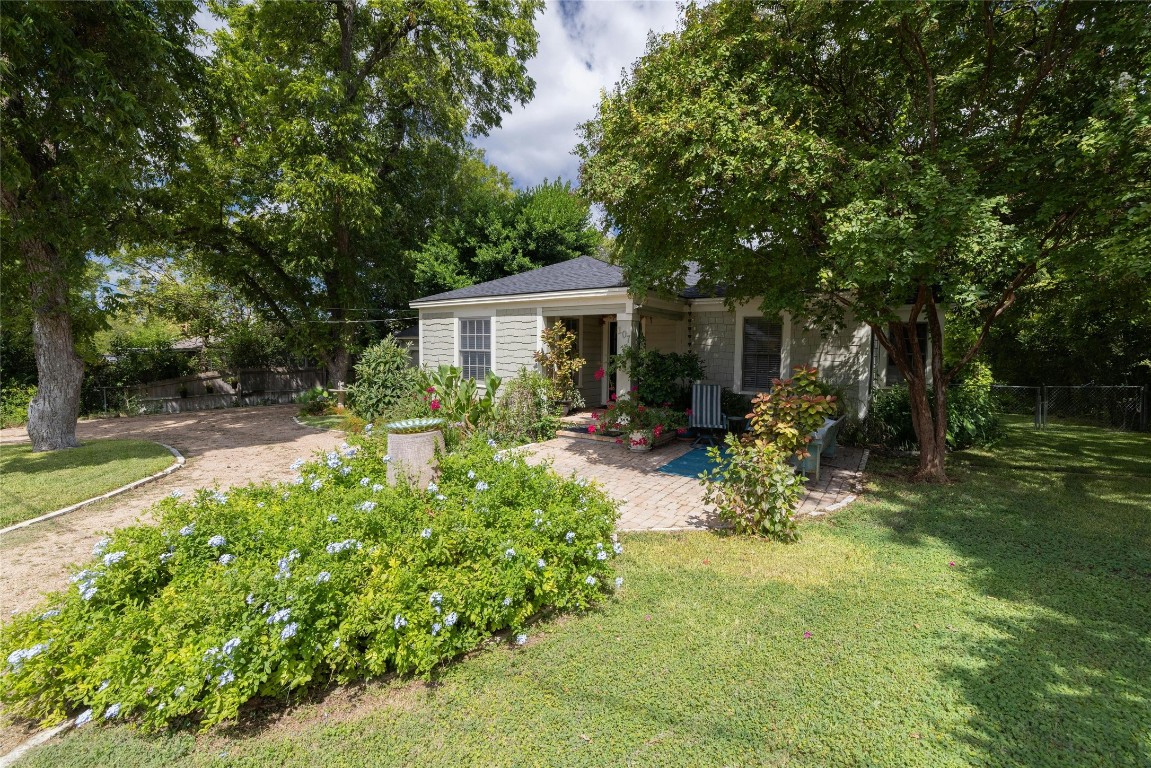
[965,415,1151,477]
[295,413,363,432]
[0,440,174,527]
[14,425,1151,767]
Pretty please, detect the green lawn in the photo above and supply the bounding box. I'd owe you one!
[15,424,1151,767]
[295,413,350,431]
[0,440,175,527]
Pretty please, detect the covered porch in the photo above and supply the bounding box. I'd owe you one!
[542,295,688,408]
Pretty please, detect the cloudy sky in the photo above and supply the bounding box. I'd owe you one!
[476,0,683,189]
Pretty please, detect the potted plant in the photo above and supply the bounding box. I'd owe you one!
[384,417,445,488]
[533,321,585,415]
[589,391,687,451]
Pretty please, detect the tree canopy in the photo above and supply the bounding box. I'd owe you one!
[410,175,603,298]
[984,260,1151,389]
[0,0,202,449]
[579,0,1151,480]
[170,0,542,386]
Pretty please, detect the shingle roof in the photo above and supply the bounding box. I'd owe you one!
[410,256,726,304]
[411,256,627,304]
[679,263,727,298]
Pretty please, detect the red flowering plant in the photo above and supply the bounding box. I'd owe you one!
[589,391,686,444]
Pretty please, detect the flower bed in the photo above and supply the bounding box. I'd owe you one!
[587,392,687,449]
[0,436,620,730]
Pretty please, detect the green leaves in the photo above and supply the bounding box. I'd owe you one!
[347,337,419,422]
[578,0,1150,477]
[534,321,585,405]
[176,0,544,379]
[0,436,617,730]
[409,177,602,299]
[702,435,805,541]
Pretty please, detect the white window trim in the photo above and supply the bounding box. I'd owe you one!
[732,306,791,395]
[418,311,425,369]
[456,314,494,383]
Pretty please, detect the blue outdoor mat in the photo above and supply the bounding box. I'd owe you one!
[657,448,726,478]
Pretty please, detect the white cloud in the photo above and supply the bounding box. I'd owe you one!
[475,0,682,188]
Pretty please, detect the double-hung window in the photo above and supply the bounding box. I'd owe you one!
[741,317,783,391]
[459,318,491,380]
[885,322,929,385]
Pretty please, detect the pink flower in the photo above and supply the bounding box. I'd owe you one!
[948,561,956,567]
[429,398,441,411]
[426,386,436,393]
[653,425,663,438]
[610,392,617,401]
[803,631,813,639]
[614,438,623,445]
[594,367,605,381]
[588,425,597,434]
[630,385,638,392]
[685,408,693,417]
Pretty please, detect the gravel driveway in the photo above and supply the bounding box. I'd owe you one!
[0,405,344,618]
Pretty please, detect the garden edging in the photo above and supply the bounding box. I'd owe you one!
[0,722,72,768]
[0,442,185,536]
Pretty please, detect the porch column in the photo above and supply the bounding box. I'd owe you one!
[615,310,635,396]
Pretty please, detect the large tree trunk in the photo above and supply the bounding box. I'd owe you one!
[873,291,950,483]
[325,347,350,391]
[908,378,948,482]
[24,238,84,451]
[918,294,950,483]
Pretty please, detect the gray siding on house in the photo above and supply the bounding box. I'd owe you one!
[788,316,870,416]
[644,315,686,354]
[494,309,538,380]
[690,310,737,388]
[421,312,455,368]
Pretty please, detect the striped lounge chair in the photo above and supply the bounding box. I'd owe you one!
[689,382,727,448]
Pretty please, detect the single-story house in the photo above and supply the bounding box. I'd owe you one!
[410,256,940,417]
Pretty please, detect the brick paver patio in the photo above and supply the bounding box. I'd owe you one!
[520,434,868,532]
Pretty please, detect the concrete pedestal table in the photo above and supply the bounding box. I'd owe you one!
[384,418,445,489]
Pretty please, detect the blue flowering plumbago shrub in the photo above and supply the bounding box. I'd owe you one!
[0,437,619,730]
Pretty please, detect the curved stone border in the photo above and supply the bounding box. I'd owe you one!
[804,448,869,518]
[0,442,185,536]
[0,721,72,768]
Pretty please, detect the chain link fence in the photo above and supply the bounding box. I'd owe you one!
[991,385,1149,432]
